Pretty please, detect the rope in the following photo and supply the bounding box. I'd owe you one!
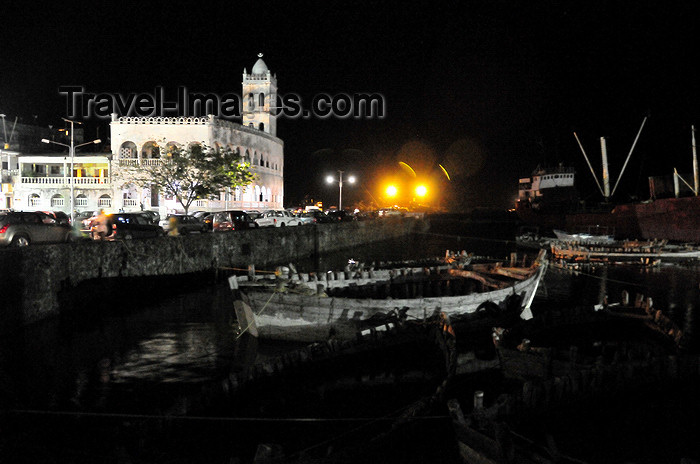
[288,396,447,459]
[416,231,519,245]
[219,266,278,274]
[4,408,449,423]
[234,289,278,340]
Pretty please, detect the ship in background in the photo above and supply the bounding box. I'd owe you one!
[515,119,700,243]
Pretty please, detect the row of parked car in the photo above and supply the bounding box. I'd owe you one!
[0,207,364,247]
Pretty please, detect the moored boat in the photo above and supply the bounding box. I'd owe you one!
[550,240,700,265]
[553,226,615,244]
[516,123,700,243]
[229,250,548,342]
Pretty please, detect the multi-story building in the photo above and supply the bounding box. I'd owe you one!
[2,117,84,211]
[9,56,284,216]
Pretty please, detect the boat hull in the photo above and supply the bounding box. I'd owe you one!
[240,259,548,343]
[517,196,700,243]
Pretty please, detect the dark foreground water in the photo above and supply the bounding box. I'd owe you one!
[1,222,700,463]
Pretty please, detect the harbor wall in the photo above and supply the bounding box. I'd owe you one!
[0,218,426,326]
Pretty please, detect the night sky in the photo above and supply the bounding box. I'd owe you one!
[3,1,700,211]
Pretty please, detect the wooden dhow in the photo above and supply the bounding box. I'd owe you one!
[229,250,548,342]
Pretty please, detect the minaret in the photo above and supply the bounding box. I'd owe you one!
[242,53,277,136]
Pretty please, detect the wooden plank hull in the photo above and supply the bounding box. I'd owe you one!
[237,255,548,342]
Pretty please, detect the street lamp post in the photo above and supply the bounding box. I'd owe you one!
[326,170,355,210]
[42,119,100,226]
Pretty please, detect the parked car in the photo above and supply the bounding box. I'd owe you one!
[40,211,71,225]
[95,213,164,240]
[212,210,259,232]
[296,212,315,225]
[159,214,208,235]
[354,210,378,221]
[139,210,161,225]
[192,211,214,230]
[0,211,73,246]
[326,210,355,222]
[378,207,408,217]
[245,210,263,221]
[255,209,302,227]
[300,210,334,224]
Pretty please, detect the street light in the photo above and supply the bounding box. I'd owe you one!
[326,170,355,210]
[42,118,100,226]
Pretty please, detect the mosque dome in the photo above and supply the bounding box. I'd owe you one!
[252,55,269,74]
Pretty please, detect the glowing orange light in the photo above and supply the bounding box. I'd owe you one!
[398,161,417,178]
[415,185,427,197]
[385,185,398,197]
[439,164,451,181]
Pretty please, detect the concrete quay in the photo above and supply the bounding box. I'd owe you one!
[0,218,426,327]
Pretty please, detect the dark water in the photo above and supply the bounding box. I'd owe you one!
[1,221,700,463]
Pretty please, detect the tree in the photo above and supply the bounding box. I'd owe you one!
[116,142,256,215]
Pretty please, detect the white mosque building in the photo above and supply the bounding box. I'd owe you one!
[8,56,284,216]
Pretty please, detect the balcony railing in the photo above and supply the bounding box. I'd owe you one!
[20,177,110,186]
[123,199,138,207]
[118,158,169,167]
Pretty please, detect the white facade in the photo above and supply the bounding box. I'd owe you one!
[10,154,113,213]
[8,57,284,216]
[110,113,284,215]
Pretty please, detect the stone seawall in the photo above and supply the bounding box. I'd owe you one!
[0,218,425,326]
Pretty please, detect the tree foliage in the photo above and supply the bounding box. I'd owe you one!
[116,142,255,214]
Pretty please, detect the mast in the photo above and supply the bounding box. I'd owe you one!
[600,137,610,200]
[574,132,605,197]
[693,125,699,196]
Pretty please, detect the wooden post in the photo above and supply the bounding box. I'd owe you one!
[473,390,484,409]
[621,289,629,306]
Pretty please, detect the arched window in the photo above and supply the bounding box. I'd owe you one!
[165,142,179,156]
[98,194,112,208]
[119,141,137,159]
[75,194,88,207]
[141,141,160,159]
[260,155,264,167]
[248,93,254,110]
[50,194,65,208]
[28,193,41,207]
[258,122,264,131]
[258,92,265,107]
